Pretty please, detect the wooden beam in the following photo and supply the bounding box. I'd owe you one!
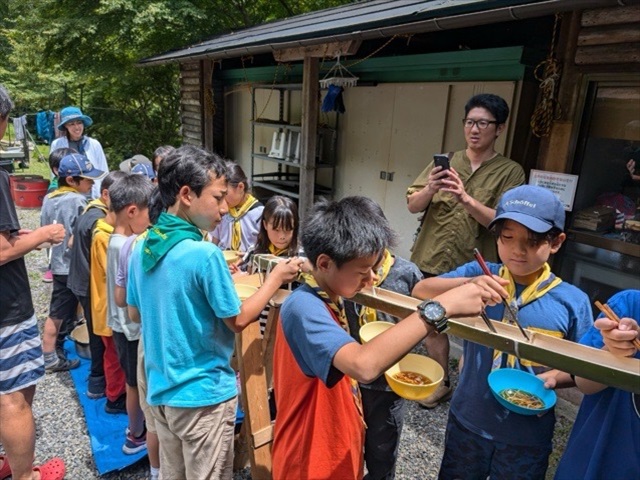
[273,40,361,62]
[299,56,319,220]
[581,5,640,27]
[578,25,640,46]
[575,42,640,64]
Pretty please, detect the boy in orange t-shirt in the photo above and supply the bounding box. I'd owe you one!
[272,196,499,479]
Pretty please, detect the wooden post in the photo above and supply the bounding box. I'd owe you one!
[236,319,273,480]
[299,56,319,220]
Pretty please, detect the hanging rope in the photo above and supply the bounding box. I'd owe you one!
[530,14,563,138]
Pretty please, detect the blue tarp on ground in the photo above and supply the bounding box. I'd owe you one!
[65,340,147,475]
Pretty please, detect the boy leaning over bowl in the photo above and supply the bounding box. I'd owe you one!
[413,185,593,480]
[271,196,499,480]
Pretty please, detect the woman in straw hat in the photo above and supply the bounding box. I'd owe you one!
[51,106,108,199]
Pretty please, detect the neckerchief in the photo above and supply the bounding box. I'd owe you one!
[492,263,563,371]
[229,193,258,251]
[304,274,366,427]
[358,249,394,326]
[47,186,78,199]
[82,198,108,215]
[268,243,288,257]
[142,212,203,272]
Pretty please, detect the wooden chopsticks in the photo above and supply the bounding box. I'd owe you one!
[594,301,640,349]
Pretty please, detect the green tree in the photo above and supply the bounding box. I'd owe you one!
[2,0,349,165]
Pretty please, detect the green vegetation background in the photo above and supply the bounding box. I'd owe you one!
[0,0,348,168]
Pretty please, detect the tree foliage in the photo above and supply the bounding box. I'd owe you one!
[0,0,349,165]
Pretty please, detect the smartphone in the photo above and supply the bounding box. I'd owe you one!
[433,154,450,171]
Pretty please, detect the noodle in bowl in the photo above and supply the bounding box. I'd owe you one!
[488,368,557,415]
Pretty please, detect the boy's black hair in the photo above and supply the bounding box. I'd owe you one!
[491,219,563,246]
[464,94,510,125]
[109,174,155,213]
[101,170,127,194]
[58,175,84,187]
[148,186,164,225]
[225,161,251,190]
[157,145,228,209]
[255,195,299,257]
[152,145,175,173]
[301,196,397,268]
[49,147,76,176]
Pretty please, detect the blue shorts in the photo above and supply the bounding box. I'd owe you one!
[438,413,552,480]
[0,314,45,394]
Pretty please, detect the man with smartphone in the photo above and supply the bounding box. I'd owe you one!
[406,93,525,408]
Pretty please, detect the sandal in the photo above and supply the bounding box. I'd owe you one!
[33,457,65,480]
[0,455,11,480]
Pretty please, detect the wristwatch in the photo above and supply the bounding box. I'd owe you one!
[417,299,449,333]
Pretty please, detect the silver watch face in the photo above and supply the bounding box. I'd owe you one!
[424,301,445,321]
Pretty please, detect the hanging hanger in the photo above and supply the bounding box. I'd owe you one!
[319,54,358,89]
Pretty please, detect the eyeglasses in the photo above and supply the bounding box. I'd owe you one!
[462,118,498,130]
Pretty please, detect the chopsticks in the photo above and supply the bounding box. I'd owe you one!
[473,248,530,341]
[595,301,640,349]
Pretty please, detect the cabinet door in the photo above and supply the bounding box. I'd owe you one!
[334,85,395,206]
[384,84,449,258]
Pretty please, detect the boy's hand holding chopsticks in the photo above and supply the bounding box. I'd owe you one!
[594,300,640,356]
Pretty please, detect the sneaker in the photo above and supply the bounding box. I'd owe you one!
[42,269,53,283]
[87,375,106,399]
[105,394,127,415]
[45,357,80,373]
[122,427,147,455]
[416,383,453,409]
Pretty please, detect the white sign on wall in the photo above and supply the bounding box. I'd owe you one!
[529,169,579,211]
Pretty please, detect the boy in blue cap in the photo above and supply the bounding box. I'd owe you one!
[414,185,593,480]
[41,153,106,372]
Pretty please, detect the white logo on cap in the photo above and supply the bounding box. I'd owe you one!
[505,200,536,209]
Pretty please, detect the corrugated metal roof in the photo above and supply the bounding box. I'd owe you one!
[139,0,620,66]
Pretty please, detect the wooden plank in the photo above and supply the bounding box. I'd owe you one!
[182,130,202,142]
[180,62,200,71]
[182,98,201,106]
[581,6,640,27]
[252,425,274,450]
[182,137,201,146]
[578,25,640,46]
[181,91,201,100]
[236,311,273,479]
[180,84,201,93]
[299,56,319,220]
[575,42,640,64]
[180,70,201,79]
[273,40,361,62]
[181,110,201,121]
[180,76,201,86]
[182,116,201,127]
[182,104,200,114]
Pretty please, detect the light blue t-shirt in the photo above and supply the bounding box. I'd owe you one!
[555,289,640,480]
[443,261,593,447]
[127,238,241,408]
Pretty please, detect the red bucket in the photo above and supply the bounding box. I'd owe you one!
[9,175,44,202]
[13,178,50,208]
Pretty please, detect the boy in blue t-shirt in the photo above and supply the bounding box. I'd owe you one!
[414,185,593,480]
[553,289,640,480]
[125,145,303,480]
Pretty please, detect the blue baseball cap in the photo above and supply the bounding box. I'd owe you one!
[58,153,106,180]
[489,185,565,233]
[131,162,156,180]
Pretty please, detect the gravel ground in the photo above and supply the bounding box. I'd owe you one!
[2,206,576,479]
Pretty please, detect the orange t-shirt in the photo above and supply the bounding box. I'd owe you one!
[272,292,364,480]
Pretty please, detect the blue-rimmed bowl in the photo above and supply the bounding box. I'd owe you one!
[488,369,556,415]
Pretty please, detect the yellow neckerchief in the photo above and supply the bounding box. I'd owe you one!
[229,193,259,251]
[358,249,394,326]
[82,198,108,215]
[492,263,563,370]
[47,186,78,198]
[303,273,366,427]
[268,243,288,257]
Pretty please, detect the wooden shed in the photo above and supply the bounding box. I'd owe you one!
[140,0,640,296]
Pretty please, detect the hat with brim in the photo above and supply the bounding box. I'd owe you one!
[58,153,106,180]
[131,162,156,180]
[58,106,93,131]
[488,185,565,233]
[119,154,152,173]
